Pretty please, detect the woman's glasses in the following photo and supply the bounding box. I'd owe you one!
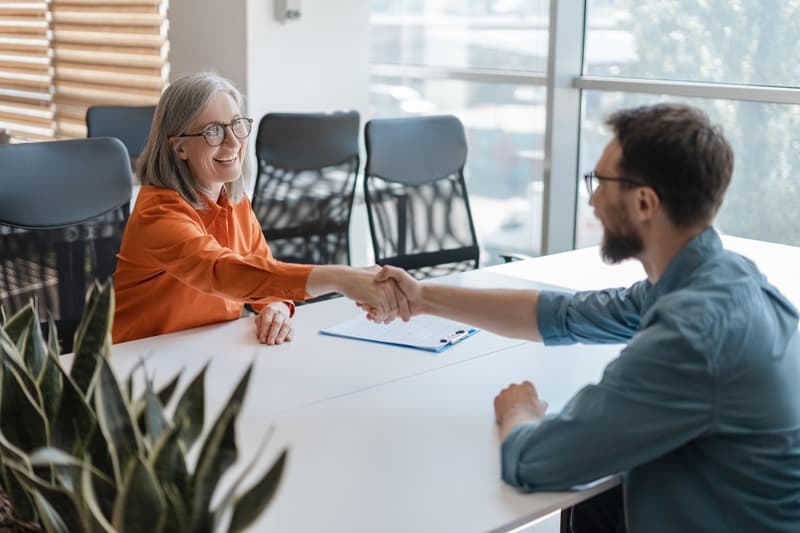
[178,117,253,146]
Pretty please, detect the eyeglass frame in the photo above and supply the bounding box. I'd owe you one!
[176,117,254,146]
[583,170,649,197]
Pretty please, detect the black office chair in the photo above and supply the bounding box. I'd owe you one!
[86,105,155,168]
[0,138,133,353]
[364,115,480,279]
[253,111,360,265]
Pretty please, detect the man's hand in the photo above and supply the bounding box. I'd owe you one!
[254,301,294,345]
[493,381,548,440]
[367,265,424,322]
[338,266,410,324]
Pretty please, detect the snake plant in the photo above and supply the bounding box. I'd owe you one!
[0,281,287,532]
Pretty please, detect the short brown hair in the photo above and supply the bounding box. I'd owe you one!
[138,72,251,208]
[606,103,734,228]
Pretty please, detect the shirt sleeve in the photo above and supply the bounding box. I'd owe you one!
[131,196,312,303]
[501,314,714,491]
[536,281,650,345]
[244,204,298,316]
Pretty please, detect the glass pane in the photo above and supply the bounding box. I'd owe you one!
[370,0,550,72]
[576,92,800,248]
[370,76,546,263]
[584,1,800,87]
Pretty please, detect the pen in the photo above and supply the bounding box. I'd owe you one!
[440,329,468,345]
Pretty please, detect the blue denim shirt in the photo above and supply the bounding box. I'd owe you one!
[502,228,800,532]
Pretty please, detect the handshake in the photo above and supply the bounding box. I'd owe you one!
[344,265,424,324]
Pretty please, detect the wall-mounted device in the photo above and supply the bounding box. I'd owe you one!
[275,0,301,23]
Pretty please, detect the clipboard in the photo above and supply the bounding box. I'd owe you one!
[320,314,479,353]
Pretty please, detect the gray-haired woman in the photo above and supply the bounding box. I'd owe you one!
[113,72,404,344]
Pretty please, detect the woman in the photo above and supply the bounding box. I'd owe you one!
[113,72,402,344]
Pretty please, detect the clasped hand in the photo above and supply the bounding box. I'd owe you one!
[357,265,423,323]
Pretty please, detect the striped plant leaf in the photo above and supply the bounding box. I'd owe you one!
[229,450,288,533]
[144,374,169,446]
[0,359,49,451]
[94,357,143,485]
[21,304,47,381]
[112,457,166,533]
[189,365,253,530]
[72,281,113,396]
[2,303,34,347]
[81,459,116,533]
[51,359,96,457]
[172,363,208,452]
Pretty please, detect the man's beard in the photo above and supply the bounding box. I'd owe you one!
[600,208,644,264]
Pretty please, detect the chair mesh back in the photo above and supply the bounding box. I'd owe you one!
[0,137,133,353]
[253,112,360,265]
[253,157,358,264]
[364,115,479,279]
[0,209,127,352]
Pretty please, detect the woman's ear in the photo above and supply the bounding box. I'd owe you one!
[169,136,189,160]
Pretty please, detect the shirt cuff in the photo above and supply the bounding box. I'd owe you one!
[536,290,575,346]
[500,422,541,490]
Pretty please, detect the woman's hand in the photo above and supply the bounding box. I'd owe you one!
[254,301,294,345]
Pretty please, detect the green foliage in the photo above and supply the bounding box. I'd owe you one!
[0,282,287,532]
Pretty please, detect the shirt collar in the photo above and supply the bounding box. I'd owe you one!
[643,226,722,310]
[196,188,232,227]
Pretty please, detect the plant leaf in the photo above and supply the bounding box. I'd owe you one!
[0,359,49,451]
[156,369,183,407]
[81,457,117,532]
[47,311,60,357]
[228,449,288,533]
[3,303,35,346]
[150,424,189,497]
[0,461,37,523]
[190,365,253,530]
[112,457,166,533]
[173,363,208,452]
[9,461,87,532]
[144,373,169,446]
[162,483,190,533]
[22,304,48,381]
[38,346,63,425]
[31,491,70,533]
[52,360,96,457]
[189,406,238,532]
[210,427,277,532]
[71,280,114,395]
[94,357,143,485]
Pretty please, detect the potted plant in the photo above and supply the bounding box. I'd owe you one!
[0,281,287,532]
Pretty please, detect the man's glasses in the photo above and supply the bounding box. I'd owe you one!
[178,117,253,146]
[583,171,647,197]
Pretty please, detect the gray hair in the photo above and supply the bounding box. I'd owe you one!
[138,72,251,208]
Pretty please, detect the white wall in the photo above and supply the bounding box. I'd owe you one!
[167,0,248,91]
[168,0,370,121]
[244,0,370,121]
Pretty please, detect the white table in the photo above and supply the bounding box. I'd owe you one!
[109,235,800,532]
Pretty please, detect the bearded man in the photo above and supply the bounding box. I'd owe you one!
[373,103,800,533]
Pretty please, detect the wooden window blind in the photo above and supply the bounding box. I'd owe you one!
[0,0,55,140]
[0,0,168,140]
[50,0,168,138]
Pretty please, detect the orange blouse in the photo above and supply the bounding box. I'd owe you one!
[112,185,312,343]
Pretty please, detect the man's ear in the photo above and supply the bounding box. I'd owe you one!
[631,186,660,222]
[169,136,189,160]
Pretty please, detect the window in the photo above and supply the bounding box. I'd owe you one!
[577,1,800,248]
[0,0,168,141]
[370,0,550,263]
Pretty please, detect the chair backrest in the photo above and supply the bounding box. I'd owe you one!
[253,111,360,265]
[86,105,156,166]
[364,115,479,279]
[0,138,133,352]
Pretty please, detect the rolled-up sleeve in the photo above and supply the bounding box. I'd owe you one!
[537,281,650,345]
[501,317,714,491]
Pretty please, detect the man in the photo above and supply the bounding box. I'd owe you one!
[373,104,800,532]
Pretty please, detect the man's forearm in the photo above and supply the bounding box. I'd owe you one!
[420,285,542,341]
